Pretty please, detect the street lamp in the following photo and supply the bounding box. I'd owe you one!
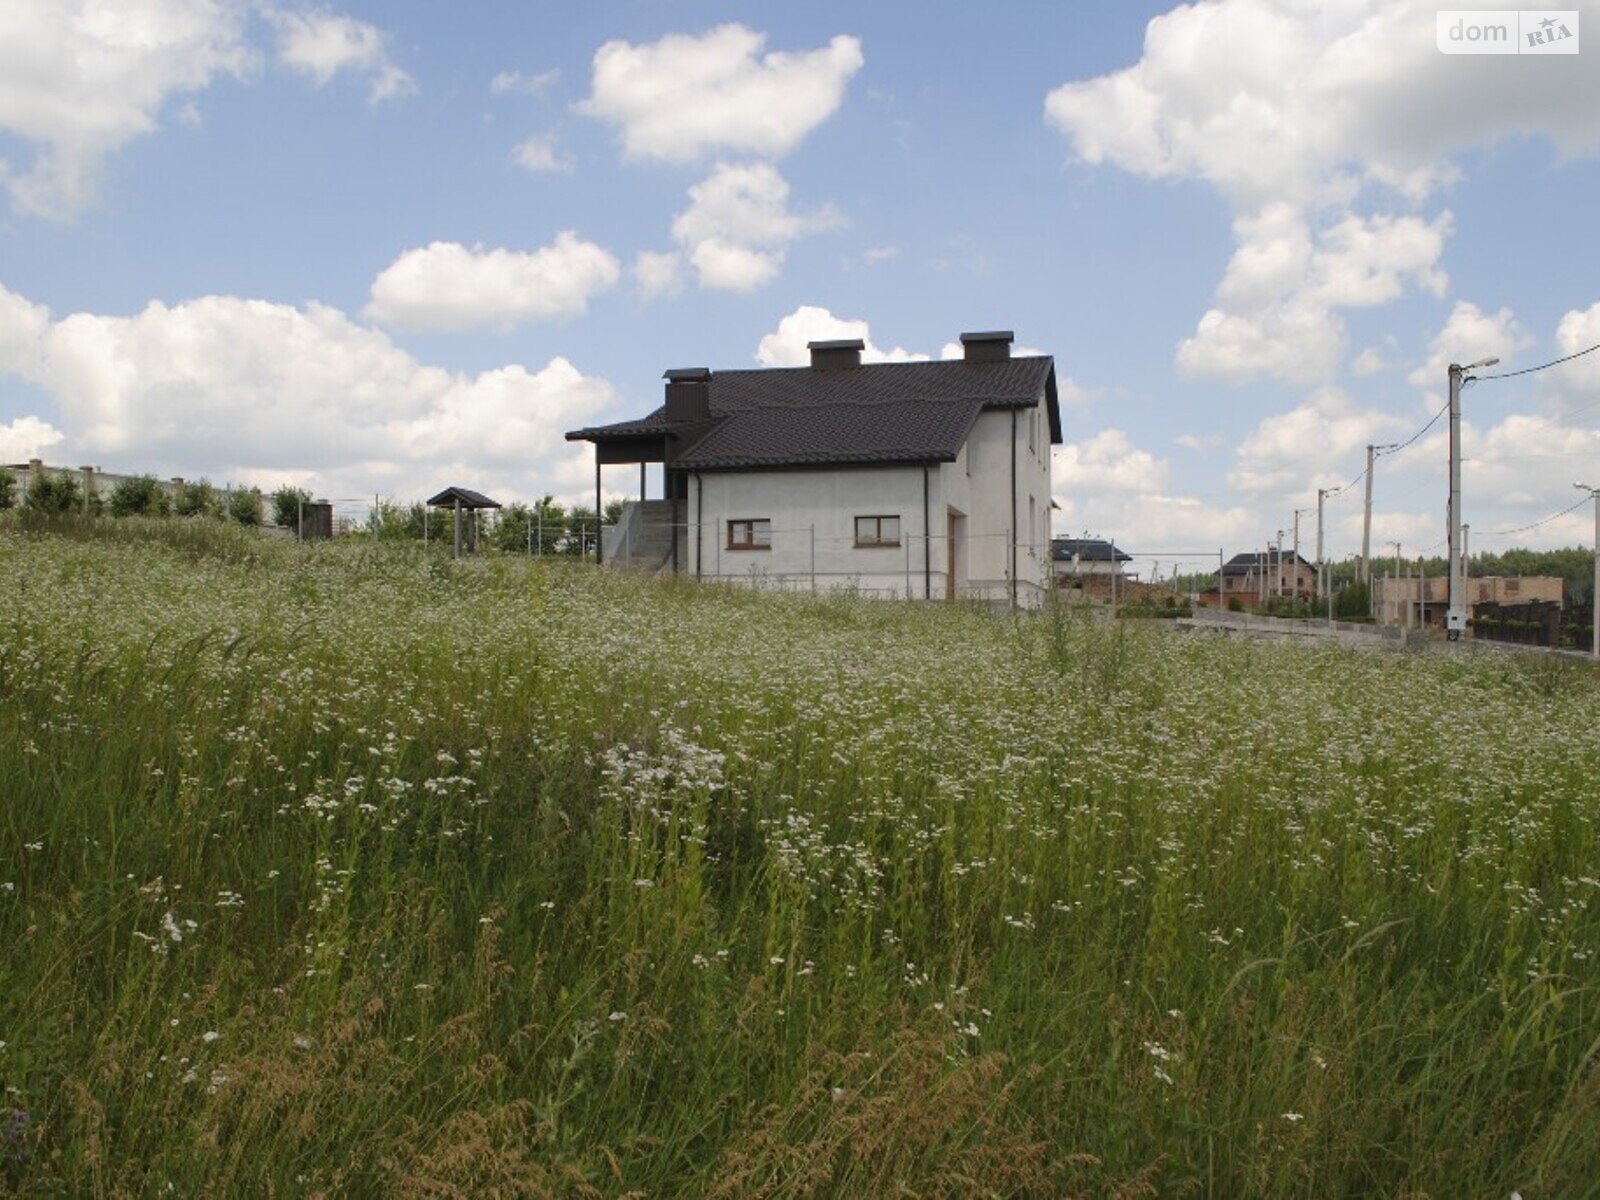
[1578,483,1599,661]
[1446,356,1500,640]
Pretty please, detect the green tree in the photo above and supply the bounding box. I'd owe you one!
[1333,580,1371,620]
[25,470,81,515]
[109,475,172,517]
[227,488,262,526]
[368,500,450,542]
[271,486,312,529]
[0,467,15,511]
[175,478,219,518]
[489,497,567,554]
[563,504,598,557]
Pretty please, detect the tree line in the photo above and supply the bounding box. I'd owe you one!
[0,468,261,523]
[1,468,626,556]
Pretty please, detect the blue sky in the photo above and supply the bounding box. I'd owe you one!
[2,0,1598,567]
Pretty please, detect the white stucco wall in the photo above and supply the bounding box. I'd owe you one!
[684,398,1053,607]
[689,465,933,598]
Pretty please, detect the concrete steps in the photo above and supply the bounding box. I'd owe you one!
[605,500,677,573]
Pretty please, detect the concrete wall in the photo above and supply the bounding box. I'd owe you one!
[1373,574,1564,626]
[7,460,264,521]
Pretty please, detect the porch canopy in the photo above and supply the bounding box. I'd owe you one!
[426,486,502,557]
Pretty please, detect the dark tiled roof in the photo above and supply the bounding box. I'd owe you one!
[426,486,502,509]
[1051,537,1131,563]
[567,356,1059,470]
[1222,550,1314,575]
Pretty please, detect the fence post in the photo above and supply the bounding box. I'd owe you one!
[810,524,816,594]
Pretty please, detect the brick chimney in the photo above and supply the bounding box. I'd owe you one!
[808,338,864,370]
[663,367,711,423]
[959,330,1014,363]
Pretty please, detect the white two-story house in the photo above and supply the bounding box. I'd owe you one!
[566,331,1063,607]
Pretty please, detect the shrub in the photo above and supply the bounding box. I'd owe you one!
[1333,581,1370,621]
[25,470,81,515]
[109,475,171,518]
[271,486,312,529]
[174,478,219,518]
[1227,596,1244,612]
[0,466,15,510]
[227,488,263,526]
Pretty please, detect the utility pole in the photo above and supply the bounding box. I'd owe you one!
[1447,356,1499,640]
[1579,484,1600,660]
[1294,507,1315,599]
[1447,363,1464,639]
[1387,540,1401,625]
[1361,443,1395,588]
[1316,488,1328,602]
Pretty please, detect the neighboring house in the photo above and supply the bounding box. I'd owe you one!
[566,331,1063,606]
[1051,537,1131,597]
[1373,574,1564,628]
[1211,549,1317,606]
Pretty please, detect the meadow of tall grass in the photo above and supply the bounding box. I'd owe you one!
[2,517,1598,1197]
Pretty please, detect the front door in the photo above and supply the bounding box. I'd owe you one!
[947,508,966,601]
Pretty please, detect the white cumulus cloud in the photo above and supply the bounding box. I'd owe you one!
[671,163,841,291]
[0,277,618,503]
[581,24,863,163]
[490,68,558,96]
[754,305,928,366]
[1228,387,1404,496]
[271,8,414,103]
[1044,0,1600,386]
[365,234,621,333]
[1407,300,1528,390]
[1051,428,1256,551]
[633,251,684,300]
[511,132,572,173]
[1547,300,1600,410]
[0,415,64,462]
[0,0,252,218]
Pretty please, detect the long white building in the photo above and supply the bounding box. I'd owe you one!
[567,331,1063,607]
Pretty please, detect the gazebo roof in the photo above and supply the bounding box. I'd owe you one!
[426,486,502,510]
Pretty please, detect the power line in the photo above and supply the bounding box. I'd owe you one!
[1379,398,1451,459]
[1474,341,1600,381]
[1474,494,1591,539]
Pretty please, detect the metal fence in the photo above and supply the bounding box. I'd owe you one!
[600,521,1052,605]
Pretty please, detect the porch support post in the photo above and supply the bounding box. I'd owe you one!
[595,456,603,565]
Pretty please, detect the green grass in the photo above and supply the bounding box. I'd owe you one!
[2,517,1598,1197]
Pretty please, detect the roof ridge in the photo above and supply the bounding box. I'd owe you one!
[711,355,1052,377]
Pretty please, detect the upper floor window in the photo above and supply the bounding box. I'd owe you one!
[728,518,772,550]
[854,515,901,547]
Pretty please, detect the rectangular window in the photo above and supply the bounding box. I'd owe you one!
[727,518,771,549]
[854,515,901,547]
